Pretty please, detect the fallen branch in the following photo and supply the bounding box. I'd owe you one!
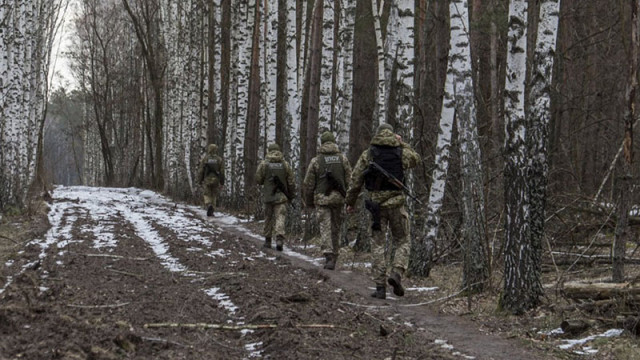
[400,289,465,307]
[563,281,640,301]
[74,253,149,261]
[107,268,143,280]
[67,302,130,309]
[0,233,19,244]
[143,322,344,330]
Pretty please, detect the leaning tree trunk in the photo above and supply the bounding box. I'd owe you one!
[613,0,638,283]
[502,0,541,314]
[528,0,560,285]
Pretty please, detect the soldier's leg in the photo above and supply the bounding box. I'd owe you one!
[274,203,287,251]
[204,184,214,216]
[387,205,409,296]
[330,206,342,254]
[370,215,390,286]
[389,206,410,273]
[318,206,332,254]
[263,204,274,248]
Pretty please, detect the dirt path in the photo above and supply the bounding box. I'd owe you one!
[0,187,555,359]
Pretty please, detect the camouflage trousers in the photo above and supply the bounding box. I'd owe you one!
[318,205,343,255]
[264,202,287,244]
[203,178,220,208]
[371,205,410,286]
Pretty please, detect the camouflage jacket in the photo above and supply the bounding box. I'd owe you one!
[345,129,420,209]
[302,142,352,207]
[256,149,296,205]
[198,149,224,186]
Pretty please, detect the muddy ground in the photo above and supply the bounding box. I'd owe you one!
[0,187,635,359]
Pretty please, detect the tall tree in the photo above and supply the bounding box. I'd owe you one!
[448,0,489,293]
[528,0,560,285]
[613,0,638,283]
[122,0,166,190]
[501,0,541,314]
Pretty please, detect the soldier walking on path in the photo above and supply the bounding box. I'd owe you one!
[345,124,421,299]
[256,143,296,251]
[198,144,225,217]
[302,131,352,270]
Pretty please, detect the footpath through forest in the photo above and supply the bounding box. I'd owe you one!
[0,186,557,359]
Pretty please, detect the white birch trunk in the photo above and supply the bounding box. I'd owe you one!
[336,0,355,150]
[286,0,300,168]
[0,0,62,208]
[372,0,386,129]
[418,0,464,276]
[318,0,334,134]
[528,0,560,284]
[446,0,489,292]
[264,0,277,145]
[502,0,540,313]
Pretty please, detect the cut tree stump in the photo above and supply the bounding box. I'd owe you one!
[560,319,594,335]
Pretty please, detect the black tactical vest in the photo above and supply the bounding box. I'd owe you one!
[263,161,288,203]
[316,154,346,195]
[204,157,221,178]
[364,145,404,191]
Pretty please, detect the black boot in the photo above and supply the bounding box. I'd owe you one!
[388,272,405,297]
[264,237,272,249]
[275,235,284,251]
[206,205,214,217]
[323,253,336,270]
[371,286,386,299]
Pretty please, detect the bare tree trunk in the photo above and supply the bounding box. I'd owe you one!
[502,0,541,314]
[613,0,638,283]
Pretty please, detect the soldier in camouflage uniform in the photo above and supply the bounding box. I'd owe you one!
[256,143,296,251]
[345,123,420,299]
[198,144,225,217]
[302,131,352,270]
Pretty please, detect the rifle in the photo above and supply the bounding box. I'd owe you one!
[368,161,422,205]
[272,175,293,201]
[324,170,347,197]
[365,199,382,231]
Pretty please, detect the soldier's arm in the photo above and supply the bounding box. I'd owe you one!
[218,156,225,185]
[342,154,353,190]
[302,158,318,206]
[402,143,421,169]
[285,162,296,195]
[345,152,368,207]
[197,158,205,183]
[256,162,265,185]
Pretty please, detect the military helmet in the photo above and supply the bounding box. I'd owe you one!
[207,144,218,154]
[376,123,394,134]
[320,131,335,144]
[268,143,280,152]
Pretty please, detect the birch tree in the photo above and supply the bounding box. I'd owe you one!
[501,0,541,314]
[0,0,64,210]
[371,0,386,128]
[528,0,560,284]
[335,0,355,149]
[318,0,335,134]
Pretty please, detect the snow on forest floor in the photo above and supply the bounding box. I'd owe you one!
[1,186,630,358]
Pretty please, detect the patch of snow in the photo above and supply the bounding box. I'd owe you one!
[204,287,239,314]
[406,287,439,292]
[538,327,564,336]
[558,328,624,350]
